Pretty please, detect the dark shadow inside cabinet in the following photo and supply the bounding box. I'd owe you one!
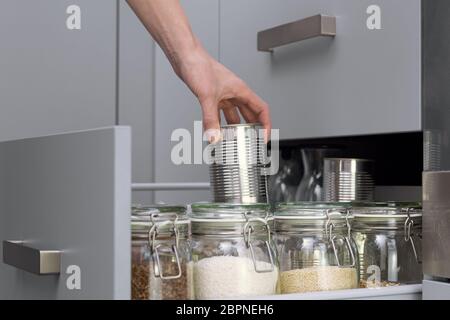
[268,131,423,204]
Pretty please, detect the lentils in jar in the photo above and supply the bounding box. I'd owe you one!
[131,205,193,300]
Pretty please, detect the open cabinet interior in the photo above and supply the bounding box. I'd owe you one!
[269,131,423,204]
[0,126,424,300]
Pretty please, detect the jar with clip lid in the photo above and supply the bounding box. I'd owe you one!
[274,202,358,294]
[351,202,422,288]
[189,203,279,299]
[131,205,193,300]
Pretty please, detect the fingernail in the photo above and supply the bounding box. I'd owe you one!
[205,129,222,144]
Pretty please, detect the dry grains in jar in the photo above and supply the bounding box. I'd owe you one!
[280,266,357,294]
[190,203,279,299]
[131,205,192,300]
[274,203,359,294]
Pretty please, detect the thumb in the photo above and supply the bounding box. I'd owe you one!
[200,99,221,143]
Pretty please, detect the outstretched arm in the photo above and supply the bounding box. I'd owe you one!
[127,0,271,141]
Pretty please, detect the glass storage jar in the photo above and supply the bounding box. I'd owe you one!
[274,202,358,294]
[351,202,422,288]
[189,203,279,299]
[131,205,193,300]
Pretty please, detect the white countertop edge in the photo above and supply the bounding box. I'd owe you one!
[244,284,423,300]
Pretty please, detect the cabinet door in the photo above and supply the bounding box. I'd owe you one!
[0,0,117,141]
[154,0,219,203]
[0,127,131,299]
[0,163,22,299]
[220,0,421,139]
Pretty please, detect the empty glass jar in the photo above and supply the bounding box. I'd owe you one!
[351,202,422,288]
[295,148,341,201]
[189,203,279,299]
[274,202,358,294]
[131,205,193,300]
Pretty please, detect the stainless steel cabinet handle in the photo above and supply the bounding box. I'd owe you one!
[3,240,61,275]
[257,14,336,52]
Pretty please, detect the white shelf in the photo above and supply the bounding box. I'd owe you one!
[250,284,422,300]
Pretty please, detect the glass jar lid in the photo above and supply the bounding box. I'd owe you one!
[190,202,270,221]
[351,202,422,219]
[189,203,271,236]
[351,202,422,231]
[275,202,351,220]
[131,204,188,236]
[274,202,352,234]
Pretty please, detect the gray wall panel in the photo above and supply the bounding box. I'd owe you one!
[118,1,155,205]
[0,0,116,141]
[154,0,218,204]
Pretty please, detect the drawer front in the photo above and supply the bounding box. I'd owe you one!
[220,0,421,139]
[0,0,117,141]
[0,127,131,299]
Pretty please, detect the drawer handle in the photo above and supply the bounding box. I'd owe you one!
[257,14,336,52]
[2,240,61,275]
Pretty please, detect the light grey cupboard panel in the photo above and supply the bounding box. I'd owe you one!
[220,0,421,139]
[423,280,450,300]
[0,127,131,299]
[118,1,155,205]
[154,0,218,203]
[0,0,117,142]
[0,159,22,299]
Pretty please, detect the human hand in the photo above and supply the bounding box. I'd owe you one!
[175,44,272,143]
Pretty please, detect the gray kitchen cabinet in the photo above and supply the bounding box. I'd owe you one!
[0,0,117,142]
[0,172,21,299]
[153,0,218,204]
[0,127,131,299]
[118,1,155,205]
[219,0,421,140]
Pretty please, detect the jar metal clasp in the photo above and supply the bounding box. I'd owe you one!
[325,209,356,268]
[403,207,422,264]
[148,219,182,280]
[243,215,275,274]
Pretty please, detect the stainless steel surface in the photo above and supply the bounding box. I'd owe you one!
[423,0,450,172]
[324,158,374,202]
[423,171,450,279]
[210,124,268,203]
[3,241,60,275]
[132,182,210,191]
[257,14,336,52]
[424,130,443,171]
